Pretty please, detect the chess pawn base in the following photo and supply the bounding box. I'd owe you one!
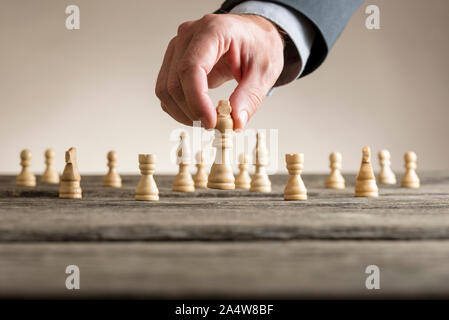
[59,182,82,199]
[207,163,235,190]
[194,178,208,189]
[250,173,271,193]
[354,181,379,197]
[16,175,36,187]
[136,176,159,201]
[379,175,396,185]
[104,173,122,188]
[401,175,420,189]
[173,178,195,192]
[41,170,59,184]
[235,173,251,190]
[325,181,345,189]
[173,164,195,192]
[193,167,208,189]
[325,173,345,190]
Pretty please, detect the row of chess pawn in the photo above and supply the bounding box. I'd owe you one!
[13,130,275,200]
[15,144,419,201]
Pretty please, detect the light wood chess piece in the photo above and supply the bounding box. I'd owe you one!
[401,151,420,188]
[325,152,345,189]
[354,146,378,197]
[173,132,195,192]
[41,148,59,184]
[250,131,271,192]
[284,153,307,200]
[135,154,159,201]
[16,149,36,187]
[235,153,251,190]
[59,147,82,199]
[193,151,208,188]
[104,150,122,188]
[378,149,396,184]
[207,100,235,190]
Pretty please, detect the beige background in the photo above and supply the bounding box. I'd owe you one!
[0,0,448,174]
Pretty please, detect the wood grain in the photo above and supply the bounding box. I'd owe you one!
[1,241,449,298]
[0,173,448,242]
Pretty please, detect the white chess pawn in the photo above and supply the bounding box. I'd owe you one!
[207,100,235,190]
[173,132,195,192]
[401,151,420,188]
[41,148,59,184]
[59,147,82,199]
[378,149,396,184]
[325,152,345,189]
[16,149,36,187]
[250,131,271,192]
[104,150,122,188]
[284,153,307,200]
[193,151,208,188]
[135,154,159,201]
[235,153,251,190]
[354,146,378,197]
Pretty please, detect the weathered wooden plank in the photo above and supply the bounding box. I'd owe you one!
[0,174,448,241]
[1,240,449,298]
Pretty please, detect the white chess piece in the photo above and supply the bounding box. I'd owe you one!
[135,154,159,200]
[193,151,208,188]
[207,100,235,190]
[354,146,378,197]
[173,132,195,192]
[59,147,82,199]
[325,152,345,189]
[284,153,307,200]
[250,132,271,192]
[401,151,420,188]
[41,148,59,184]
[17,149,36,187]
[104,150,122,188]
[378,149,396,184]
[235,153,251,190]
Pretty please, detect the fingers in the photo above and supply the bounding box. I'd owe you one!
[161,103,192,126]
[166,30,199,122]
[157,18,221,129]
[177,30,228,129]
[229,63,276,131]
[156,37,192,125]
[207,57,234,88]
[156,13,284,131]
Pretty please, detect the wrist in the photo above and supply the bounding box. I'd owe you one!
[237,14,285,48]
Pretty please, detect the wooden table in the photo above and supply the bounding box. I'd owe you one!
[0,173,448,298]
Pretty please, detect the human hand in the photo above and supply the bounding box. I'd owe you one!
[155,13,284,130]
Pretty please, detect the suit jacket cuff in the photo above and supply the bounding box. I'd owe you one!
[229,0,315,86]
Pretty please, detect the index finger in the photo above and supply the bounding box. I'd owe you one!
[177,33,225,129]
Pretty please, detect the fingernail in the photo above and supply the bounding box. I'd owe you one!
[239,110,248,129]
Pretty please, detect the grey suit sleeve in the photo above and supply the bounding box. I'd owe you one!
[217,0,363,77]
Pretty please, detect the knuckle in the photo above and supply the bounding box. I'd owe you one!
[200,14,216,23]
[177,62,196,79]
[155,84,167,100]
[177,21,192,36]
[200,14,222,31]
[166,79,181,97]
[261,58,283,78]
[168,36,177,48]
[160,103,168,113]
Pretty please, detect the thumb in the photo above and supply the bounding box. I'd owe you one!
[229,71,271,131]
